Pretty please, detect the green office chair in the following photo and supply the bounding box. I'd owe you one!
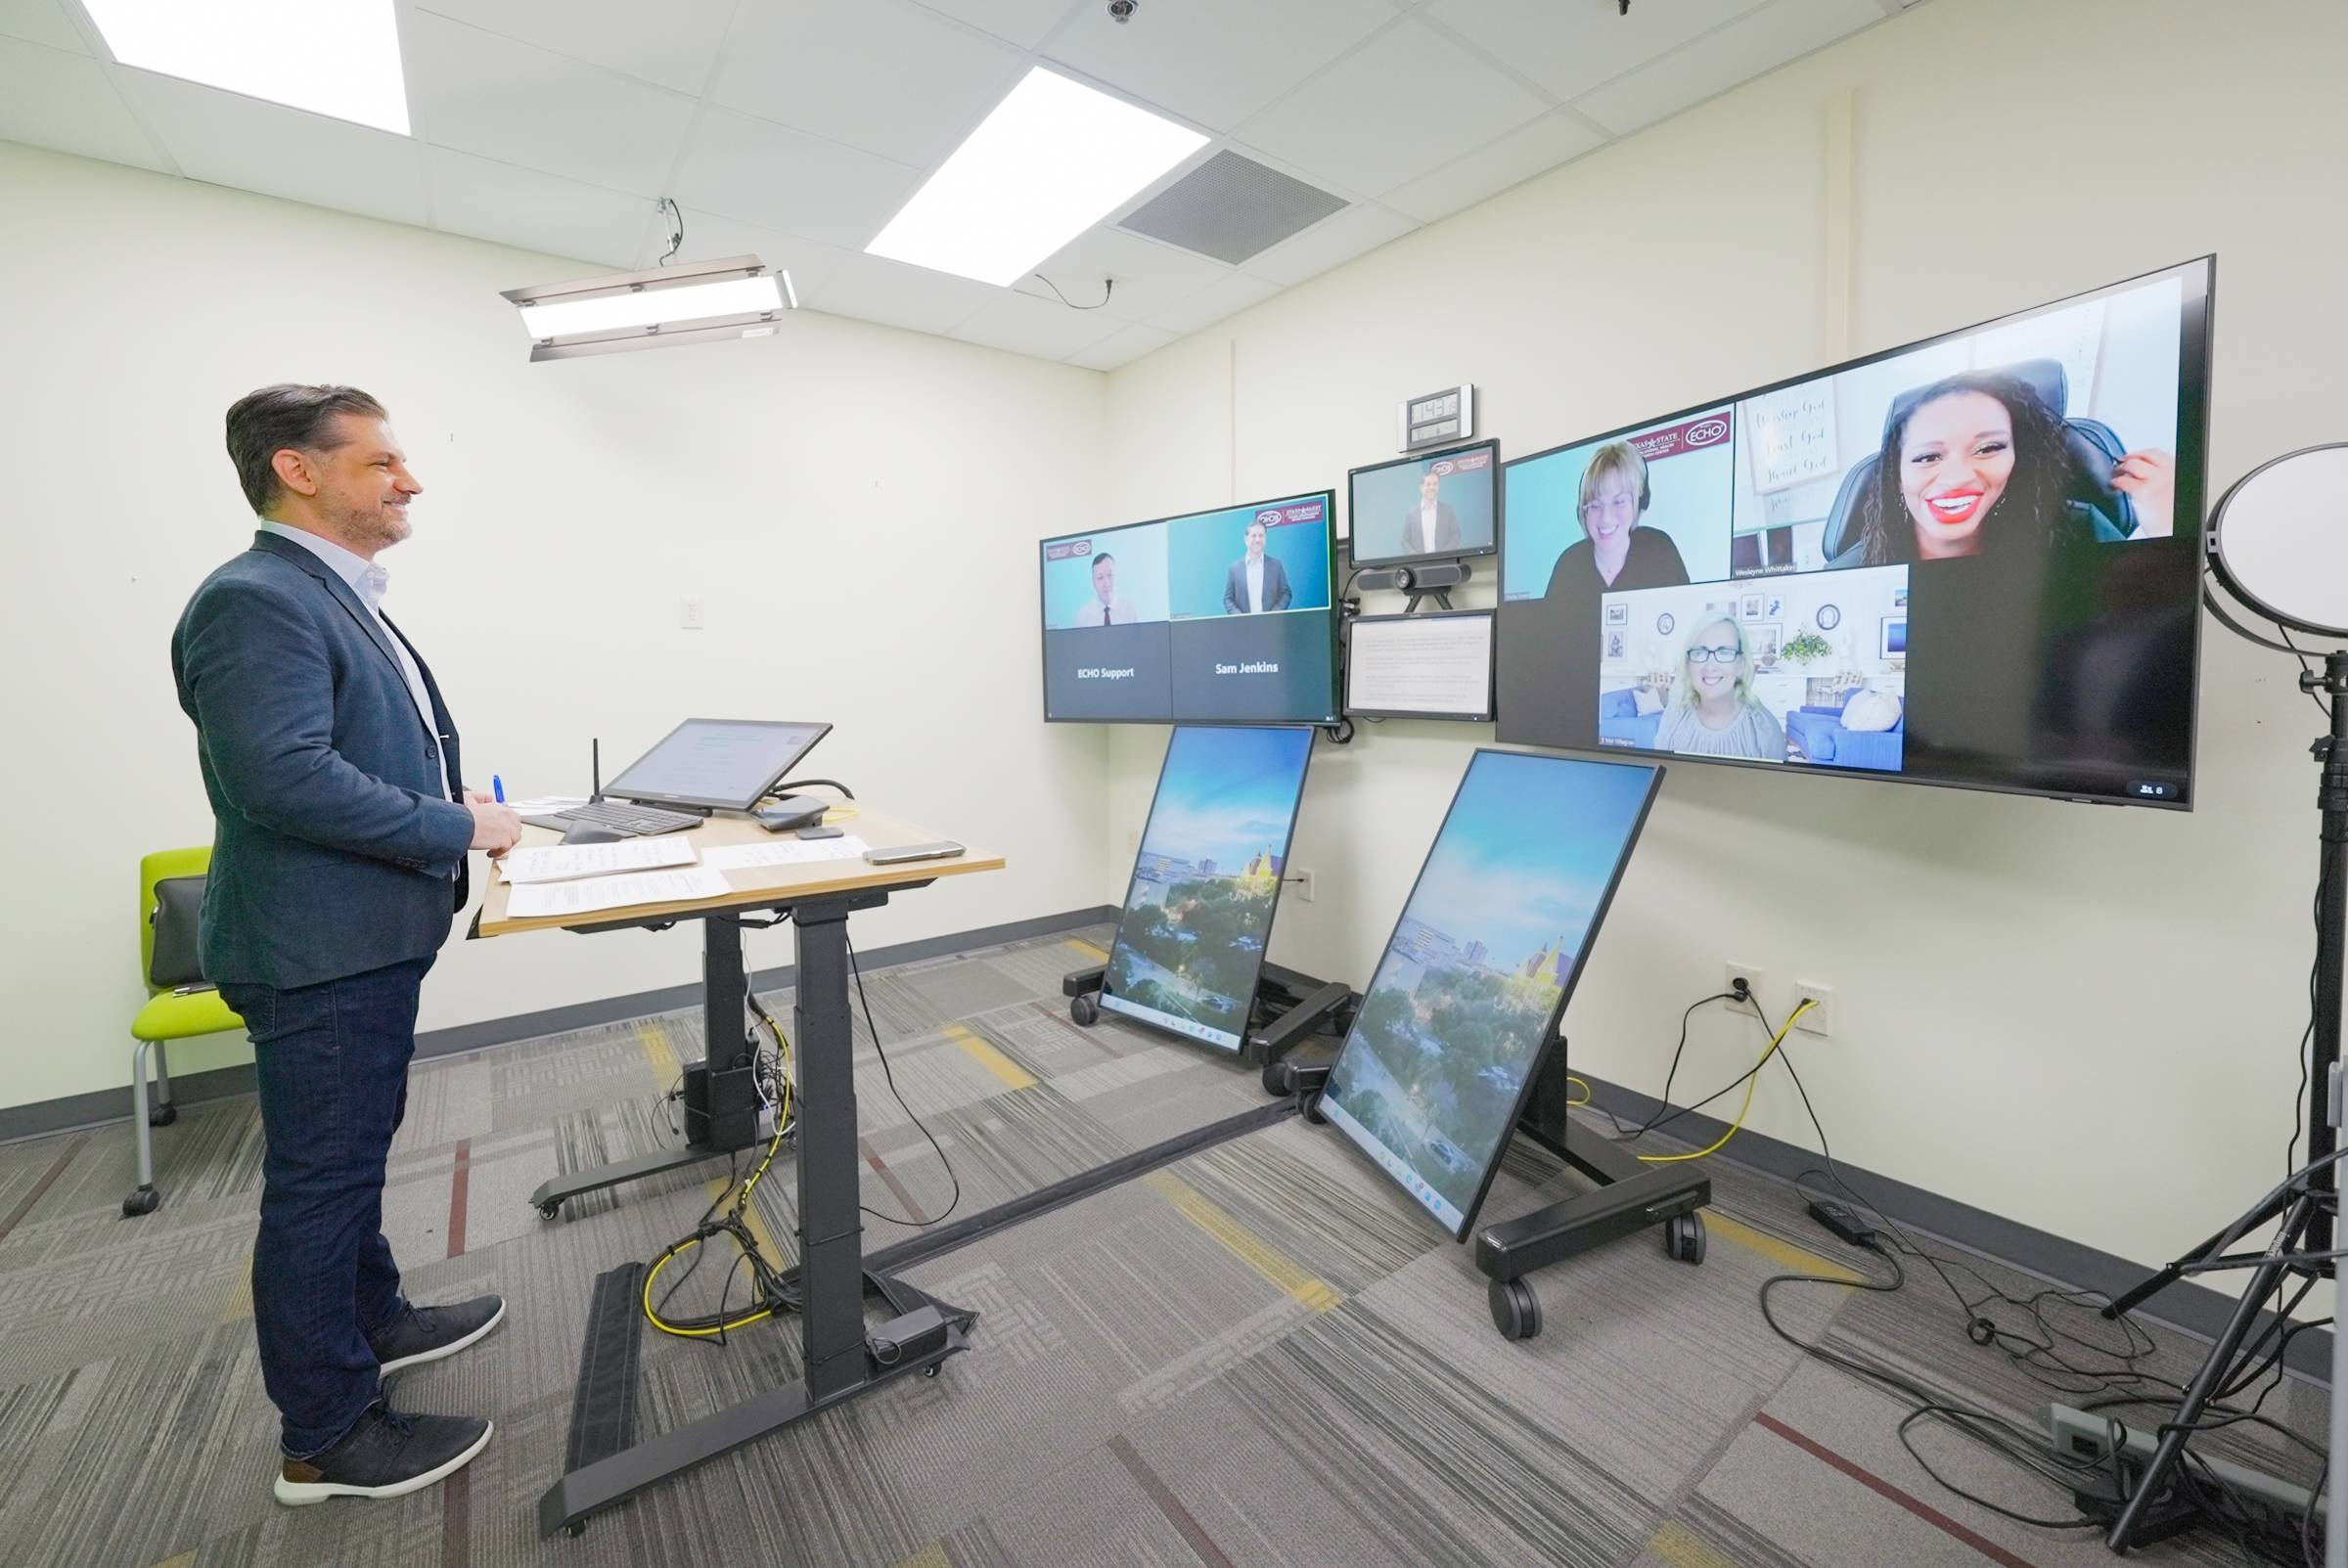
[128,846,244,1217]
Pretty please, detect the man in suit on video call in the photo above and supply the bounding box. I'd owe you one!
[1400,467,1461,557]
[1222,519,1293,614]
[1071,551,1137,626]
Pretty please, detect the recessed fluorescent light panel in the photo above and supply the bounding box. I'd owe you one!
[82,0,411,135]
[867,67,1206,287]
[501,255,795,363]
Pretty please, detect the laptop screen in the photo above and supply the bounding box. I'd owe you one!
[603,719,831,810]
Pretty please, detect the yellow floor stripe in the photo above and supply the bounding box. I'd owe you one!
[636,1020,680,1081]
[1146,1172,1342,1313]
[220,1263,251,1324]
[1646,1519,1741,1568]
[945,1023,1035,1091]
[885,1545,952,1568]
[145,1553,199,1568]
[1705,1210,1864,1283]
[1062,937,1108,962]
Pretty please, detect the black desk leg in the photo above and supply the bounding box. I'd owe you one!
[537,889,975,1538]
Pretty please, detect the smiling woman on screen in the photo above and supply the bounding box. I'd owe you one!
[1655,616,1785,761]
[1850,372,2175,564]
[1544,440,1691,601]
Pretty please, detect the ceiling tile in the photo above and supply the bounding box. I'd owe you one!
[1241,202,1416,287]
[802,249,1001,336]
[1144,270,1278,335]
[1066,322,1177,372]
[0,37,164,170]
[1017,227,1229,321]
[412,0,735,95]
[0,0,86,53]
[116,67,428,224]
[671,106,924,251]
[1424,0,1770,103]
[1575,0,1883,135]
[906,0,1082,50]
[1047,0,1396,133]
[425,147,654,267]
[1379,110,1604,222]
[715,0,1025,168]
[637,207,852,301]
[405,11,695,196]
[1238,20,1548,196]
[949,289,1125,360]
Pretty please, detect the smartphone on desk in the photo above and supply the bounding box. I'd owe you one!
[863,840,965,865]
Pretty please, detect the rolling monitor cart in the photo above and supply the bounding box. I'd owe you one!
[1281,750,1691,1342]
[1064,725,1354,1077]
[473,807,1005,1536]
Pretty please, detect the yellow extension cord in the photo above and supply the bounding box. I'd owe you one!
[642,1014,794,1338]
[1635,998,1817,1164]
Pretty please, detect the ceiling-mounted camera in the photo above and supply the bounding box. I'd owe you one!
[1107,0,1137,21]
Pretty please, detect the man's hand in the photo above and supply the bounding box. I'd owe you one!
[467,800,523,857]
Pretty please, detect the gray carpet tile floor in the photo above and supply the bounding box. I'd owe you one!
[0,923,2325,1568]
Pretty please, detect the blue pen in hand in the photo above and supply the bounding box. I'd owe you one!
[492,775,505,803]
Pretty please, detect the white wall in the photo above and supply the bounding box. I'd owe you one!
[1103,0,2346,1275]
[0,141,1109,1113]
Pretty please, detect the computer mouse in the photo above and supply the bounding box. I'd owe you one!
[562,825,626,845]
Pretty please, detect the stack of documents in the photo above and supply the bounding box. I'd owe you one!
[497,838,699,883]
[495,837,729,919]
[700,835,871,872]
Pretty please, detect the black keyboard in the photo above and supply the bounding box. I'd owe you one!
[558,800,704,836]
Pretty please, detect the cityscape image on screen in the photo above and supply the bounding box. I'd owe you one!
[1099,725,1316,1052]
[1319,750,1660,1238]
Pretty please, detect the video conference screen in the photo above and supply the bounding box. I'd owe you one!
[1497,260,2211,808]
[1100,726,1315,1053]
[1040,491,1339,724]
[1347,440,1499,567]
[1320,751,1660,1239]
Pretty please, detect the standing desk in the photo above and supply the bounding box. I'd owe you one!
[472,806,1003,1536]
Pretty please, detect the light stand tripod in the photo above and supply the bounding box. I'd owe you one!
[2098,442,2348,1555]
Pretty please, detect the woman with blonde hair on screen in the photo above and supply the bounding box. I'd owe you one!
[1655,615,1785,761]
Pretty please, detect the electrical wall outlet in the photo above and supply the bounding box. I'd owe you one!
[1289,868,1315,902]
[680,595,705,630]
[1793,982,1834,1037]
[1726,963,1766,1007]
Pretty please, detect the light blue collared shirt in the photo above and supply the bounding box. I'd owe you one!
[258,520,454,807]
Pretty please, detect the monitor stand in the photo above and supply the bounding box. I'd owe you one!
[1276,1039,1710,1343]
[1061,961,1355,1084]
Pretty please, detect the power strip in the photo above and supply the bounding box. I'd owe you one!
[1806,1197,1879,1250]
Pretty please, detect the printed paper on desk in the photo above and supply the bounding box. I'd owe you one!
[497,837,699,883]
[504,866,732,919]
[700,836,873,871]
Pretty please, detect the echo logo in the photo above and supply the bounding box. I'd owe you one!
[1686,419,1730,447]
[1431,461,1455,476]
[1256,509,1284,525]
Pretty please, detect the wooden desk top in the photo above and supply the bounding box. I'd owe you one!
[474,803,1004,938]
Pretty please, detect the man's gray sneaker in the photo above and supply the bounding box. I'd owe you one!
[274,1402,491,1505]
[369,1294,505,1375]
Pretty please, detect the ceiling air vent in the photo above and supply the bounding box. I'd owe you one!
[1116,150,1349,265]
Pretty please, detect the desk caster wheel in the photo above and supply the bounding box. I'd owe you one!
[1487,1277,1540,1341]
[1069,994,1099,1027]
[148,1104,179,1127]
[537,1201,563,1222]
[923,1365,940,1378]
[565,1523,585,1538]
[1663,1212,1706,1265]
[1261,1058,1288,1096]
[122,1186,160,1218]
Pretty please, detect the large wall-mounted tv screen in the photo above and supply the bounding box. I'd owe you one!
[1100,725,1316,1053]
[1040,492,1339,724]
[1318,750,1661,1239]
[1498,259,2212,808]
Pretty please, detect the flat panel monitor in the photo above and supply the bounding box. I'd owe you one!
[1497,259,2212,809]
[1347,439,1500,568]
[603,718,833,811]
[1099,725,1315,1053]
[1039,490,1340,724]
[1319,750,1661,1239]
[1344,610,1495,722]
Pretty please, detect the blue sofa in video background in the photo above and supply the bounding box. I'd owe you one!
[1599,688,1663,749]
[1785,691,1904,772]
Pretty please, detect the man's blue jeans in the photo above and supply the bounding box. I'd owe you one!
[219,955,432,1457]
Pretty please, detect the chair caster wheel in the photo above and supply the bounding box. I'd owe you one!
[148,1104,179,1127]
[1261,1059,1288,1096]
[923,1365,940,1378]
[537,1202,563,1222]
[1070,995,1099,1026]
[1663,1212,1707,1265]
[122,1186,161,1218]
[1487,1277,1540,1341]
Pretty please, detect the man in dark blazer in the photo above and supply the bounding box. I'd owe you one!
[1399,468,1461,557]
[173,383,520,1505]
[1221,518,1293,614]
